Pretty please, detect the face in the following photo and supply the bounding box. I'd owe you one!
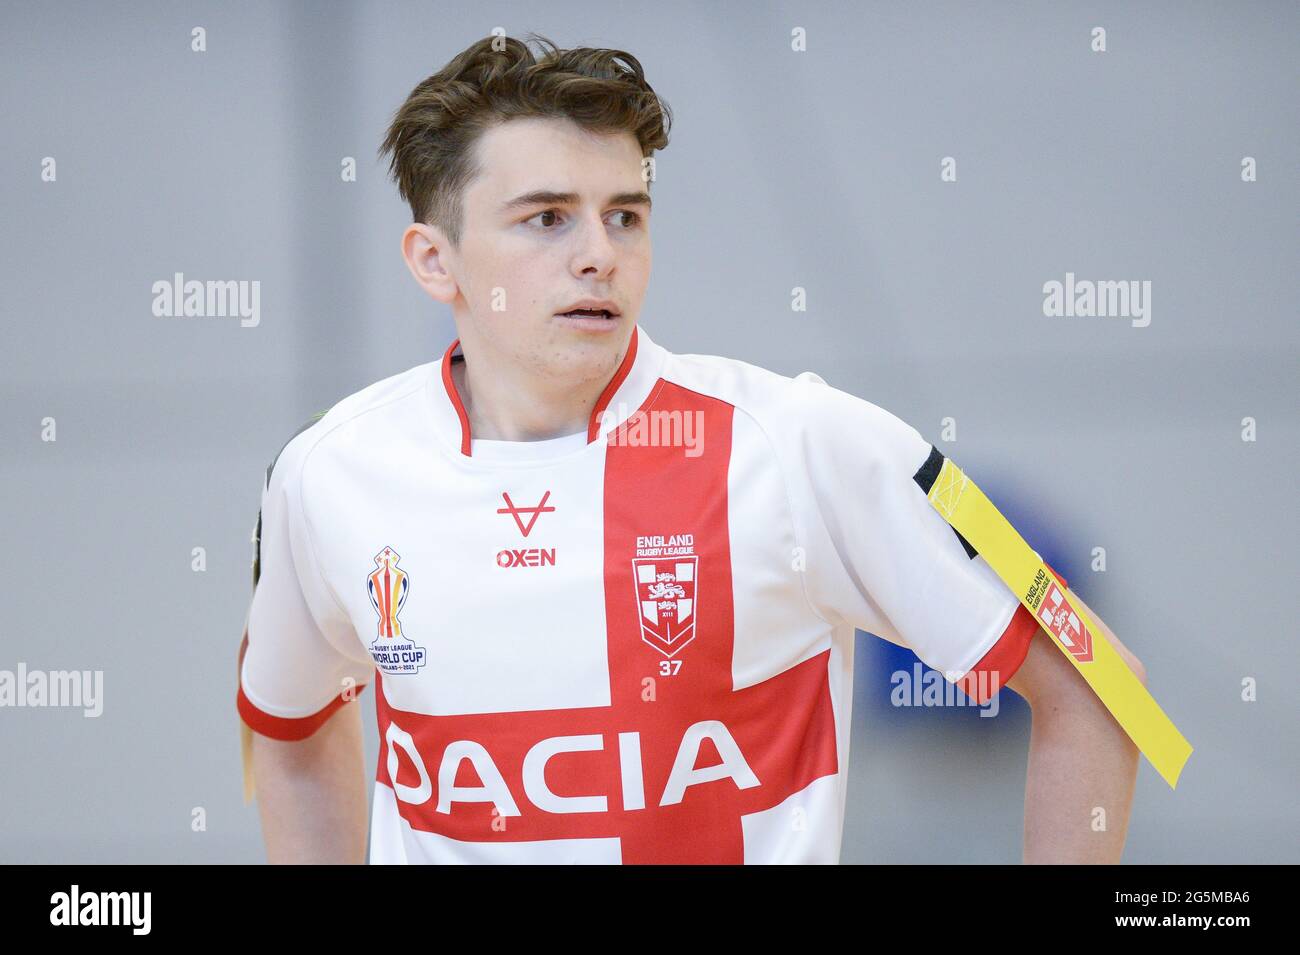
[403,115,653,390]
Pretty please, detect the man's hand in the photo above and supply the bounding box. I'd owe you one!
[1005,588,1144,863]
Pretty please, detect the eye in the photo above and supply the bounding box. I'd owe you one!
[525,209,642,230]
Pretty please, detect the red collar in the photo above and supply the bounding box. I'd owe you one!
[439,326,641,457]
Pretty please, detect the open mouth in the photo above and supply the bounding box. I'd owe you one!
[557,308,617,320]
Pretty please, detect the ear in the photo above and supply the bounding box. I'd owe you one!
[401,222,459,304]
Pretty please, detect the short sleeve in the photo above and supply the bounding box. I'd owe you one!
[787,373,1046,703]
[237,428,374,742]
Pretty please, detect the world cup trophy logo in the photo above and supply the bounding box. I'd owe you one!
[368,547,409,640]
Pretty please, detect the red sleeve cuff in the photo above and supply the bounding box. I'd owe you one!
[237,681,368,741]
[956,560,1067,704]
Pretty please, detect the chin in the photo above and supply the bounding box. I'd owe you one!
[540,319,630,376]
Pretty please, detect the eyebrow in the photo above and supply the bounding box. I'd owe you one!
[499,189,652,214]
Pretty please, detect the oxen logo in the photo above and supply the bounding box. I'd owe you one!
[497,491,554,537]
[633,557,698,657]
[366,547,427,674]
[1037,581,1094,663]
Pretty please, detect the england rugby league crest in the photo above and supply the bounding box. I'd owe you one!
[1037,579,1094,663]
[632,554,698,657]
[366,547,427,675]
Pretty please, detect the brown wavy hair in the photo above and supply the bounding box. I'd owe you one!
[378,32,673,248]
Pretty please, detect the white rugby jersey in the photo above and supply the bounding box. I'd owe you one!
[237,323,1048,864]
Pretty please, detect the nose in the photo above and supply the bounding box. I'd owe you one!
[570,213,616,279]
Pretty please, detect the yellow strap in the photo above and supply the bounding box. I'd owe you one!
[924,456,1192,789]
[240,719,256,805]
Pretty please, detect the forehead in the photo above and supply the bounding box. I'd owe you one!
[465,116,644,204]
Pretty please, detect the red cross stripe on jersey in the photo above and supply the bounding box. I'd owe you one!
[497,490,555,538]
[373,382,840,863]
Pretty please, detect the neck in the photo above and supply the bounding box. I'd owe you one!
[451,337,620,443]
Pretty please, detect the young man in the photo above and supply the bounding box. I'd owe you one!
[237,34,1146,864]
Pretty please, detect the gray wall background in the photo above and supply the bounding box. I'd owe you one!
[1,1,1295,863]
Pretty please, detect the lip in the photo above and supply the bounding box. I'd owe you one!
[555,298,620,317]
[554,311,622,332]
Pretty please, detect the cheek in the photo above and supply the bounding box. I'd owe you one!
[466,247,527,300]
[490,238,553,277]
[627,244,652,281]
[477,254,549,315]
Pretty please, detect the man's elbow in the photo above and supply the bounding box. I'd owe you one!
[1009,621,1147,710]
[1013,587,1149,696]
[1100,621,1147,688]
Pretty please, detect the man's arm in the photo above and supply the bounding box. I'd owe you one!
[249,699,370,864]
[1005,588,1145,864]
[238,622,370,864]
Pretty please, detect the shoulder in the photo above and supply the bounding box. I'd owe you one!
[263,361,435,491]
[250,362,434,591]
[660,348,929,470]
